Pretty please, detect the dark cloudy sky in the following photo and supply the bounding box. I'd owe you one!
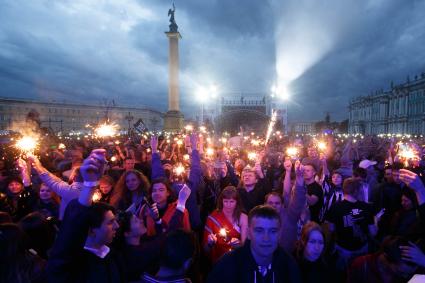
[1,0,424,122]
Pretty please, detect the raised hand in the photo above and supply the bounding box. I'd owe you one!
[150,136,158,153]
[177,184,191,207]
[295,160,304,187]
[148,202,160,221]
[190,133,198,151]
[400,242,425,267]
[399,169,425,192]
[207,233,217,247]
[283,157,292,172]
[80,149,106,182]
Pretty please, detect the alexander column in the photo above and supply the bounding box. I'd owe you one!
[163,3,184,132]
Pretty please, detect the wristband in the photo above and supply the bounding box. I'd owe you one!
[176,204,186,212]
[83,181,99,187]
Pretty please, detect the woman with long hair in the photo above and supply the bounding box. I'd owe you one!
[203,186,248,264]
[294,222,332,283]
[111,170,150,215]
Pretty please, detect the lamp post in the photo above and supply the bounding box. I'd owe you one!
[125,112,134,136]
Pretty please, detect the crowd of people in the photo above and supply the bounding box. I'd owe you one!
[0,128,425,283]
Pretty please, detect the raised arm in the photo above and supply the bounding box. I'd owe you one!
[151,136,166,179]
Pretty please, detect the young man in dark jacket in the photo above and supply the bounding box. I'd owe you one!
[207,205,301,283]
[47,149,126,283]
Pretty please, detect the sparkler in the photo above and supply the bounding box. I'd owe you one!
[174,163,185,176]
[95,122,118,138]
[250,139,260,146]
[265,110,277,144]
[397,143,419,167]
[206,148,214,157]
[15,136,39,155]
[248,151,257,161]
[183,154,190,161]
[286,147,298,158]
[317,141,326,151]
[92,190,102,202]
[110,156,117,162]
[219,228,227,238]
[58,143,66,150]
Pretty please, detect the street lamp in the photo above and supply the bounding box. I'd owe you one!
[196,84,218,125]
[271,83,290,135]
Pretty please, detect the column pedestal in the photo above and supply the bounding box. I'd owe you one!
[163,110,184,132]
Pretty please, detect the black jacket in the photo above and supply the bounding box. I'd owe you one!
[207,242,301,283]
[46,199,126,283]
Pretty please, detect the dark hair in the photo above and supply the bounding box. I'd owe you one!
[0,224,32,282]
[87,202,116,229]
[18,212,56,259]
[149,178,176,204]
[304,163,317,173]
[343,177,362,197]
[216,186,243,222]
[353,167,367,179]
[381,236,412,265]
[115,211,134,247]
[160,229,195,270]
[401,188,418,209]
[265,192,283,204]
[6,176,23,186]
[392,162,404,171]
[248,205,281,226]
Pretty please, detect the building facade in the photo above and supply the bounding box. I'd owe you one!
[349,72,425,135]
[289,122,315,135]
[0,98,163,133]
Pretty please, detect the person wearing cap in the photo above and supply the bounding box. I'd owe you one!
[237,164,271,213]
[356,159,379,203]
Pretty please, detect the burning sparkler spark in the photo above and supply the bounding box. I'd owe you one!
[286,147,298,157]
[265,110,277,144]
[95,123,118,137]
[174,164,185,175]
[15,136,38,154]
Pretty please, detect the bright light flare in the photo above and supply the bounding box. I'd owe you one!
[15,136,38,154]
[95,123,118,137]
[317,142,327,151]
[251,139,260,146]
[265,110,278,144]
[184,125,193,131]
[92,191,102,202]
[219,228,227,238]
[174,164,185,176]
[58,143,66,150]
[206,148,214,156]
[248,152,257,161]
[286,147,298,157]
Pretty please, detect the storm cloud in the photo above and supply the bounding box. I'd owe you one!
[0,0,424,121]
